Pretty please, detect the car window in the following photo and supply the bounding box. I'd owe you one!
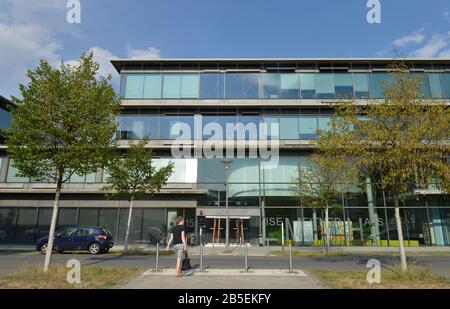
[101,228,111,236]
[76,228,96,236]
[60,228,77,237]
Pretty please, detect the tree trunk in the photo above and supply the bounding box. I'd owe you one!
[394,198,407,271]
[325,205,330,255]
[124,194,135,253]
[44,174,63,272]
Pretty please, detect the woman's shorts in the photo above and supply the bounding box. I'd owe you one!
[173,244,184,259]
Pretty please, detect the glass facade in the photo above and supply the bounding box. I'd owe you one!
[116,113,334,140]
[121,72,450,100]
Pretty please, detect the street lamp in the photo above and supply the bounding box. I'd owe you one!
[221,160,233,250]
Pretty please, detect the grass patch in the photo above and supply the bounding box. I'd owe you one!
[313,265,450,289]
[271,250,350,257]
[113,247,175,256]
[0,265,139,289]
[0,249,36,254]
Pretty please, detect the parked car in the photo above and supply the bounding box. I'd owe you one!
[36,226,114,255]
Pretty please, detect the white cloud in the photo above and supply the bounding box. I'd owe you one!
[393,33,425,47]
[126,45,161,60]
[411,33,450,58]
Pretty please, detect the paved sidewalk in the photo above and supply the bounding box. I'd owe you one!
[118,268,326,289]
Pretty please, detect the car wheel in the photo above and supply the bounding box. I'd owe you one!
[40,243,48,254]
[88,242,101,255]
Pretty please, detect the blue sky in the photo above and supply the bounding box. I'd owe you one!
[1,0,449,97]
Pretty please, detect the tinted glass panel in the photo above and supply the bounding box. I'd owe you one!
[181,74,200,98]
[0,208,17,243]
[262,115,279,139]
[162,74,181,98]
[57,208,77,229]
[7,160,29,182]
[14,208,37,243]
[334,73,353,99]
[125,75,144,98]
[280,115,299,139]
[225,73,260,99]
[316,73,334,99]
[410,73,431,98]
[143,74,162,98]
[353,73,370,98]
[280,73,300,98]
[78,208,98,226]
[200,74,224,99]
[0,108,11,129]
[98,208,118,239]
[299,116,318,139]
[300,73,316,98]
[318,115,332,131]
[262,73,280,99]
[370,72,394,98]
[440,73,450,98]
[428,73,444,99]
[160,115,194,139]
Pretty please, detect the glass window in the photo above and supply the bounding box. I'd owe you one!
[118,208,143,244]
[334,73,353,99]
[201,115,220,140]
[225,73,260,99]
[300,73,316,99]
[0,108,11,129]
[143,208,165,243]
[200,74,224,99]
[160,115,194,140]
[0,208,18,243]
[124,75,144,99]
[117,115,145,140]
[85,172,96,183]
[236,114,260,140]
[143,74,162,99]
[262,115,279,140]
[57,208,77,229]
[299,116,318,139]
[69,173,85,183]
[162,74,181,98]
[262,73,280,99]
[7,160,29,183]
[98,208,118,239]
[263,156,303,183]
[353,73,370,98]
[14,208,37,244]
[280,115,299,139]
[318,115,332,132]
[410,73,431,98]
[316,73,335,99]
[78,208,98,226]
[440,72,450,99]
[280,73,300,98]
[36,208,51,239]
[370,72,394,98]
[218,115,237,140]
[428,73,444,99]
[180,74,200,98]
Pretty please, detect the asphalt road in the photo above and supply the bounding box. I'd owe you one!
[0,252,449,278]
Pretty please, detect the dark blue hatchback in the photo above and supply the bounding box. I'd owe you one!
[36,226,114,255]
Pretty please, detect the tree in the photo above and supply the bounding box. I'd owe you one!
[6,53,121,272]
[103,138,174,252]
[291,153,356,254]
[323,61,449,271]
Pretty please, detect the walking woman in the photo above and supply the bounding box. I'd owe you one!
[166,216,187,277]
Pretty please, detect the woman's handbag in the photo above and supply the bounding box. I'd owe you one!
[181,251,192,271]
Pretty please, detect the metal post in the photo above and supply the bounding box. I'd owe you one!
[244,242,248,272]
[281,222,285,252]
[289,243,293,273]
[155,243,160,272]
[222,160,233,251]
[200,241,203,272]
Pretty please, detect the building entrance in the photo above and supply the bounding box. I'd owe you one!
[202,216,250,245]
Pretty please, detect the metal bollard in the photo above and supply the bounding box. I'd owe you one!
[155,243,160,272]
[244,242,248,272]
[200,241,203,272]
[289,243,293,273]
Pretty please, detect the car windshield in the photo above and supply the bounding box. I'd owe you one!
[101,228,112,236]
